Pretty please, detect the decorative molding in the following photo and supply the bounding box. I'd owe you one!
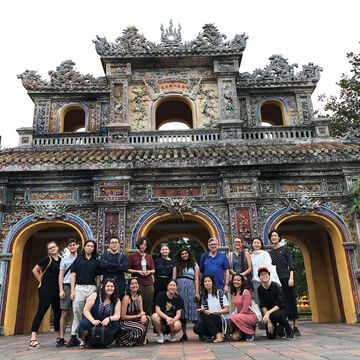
[18,60,108,92]
[32,203,69,221]
[157,197,197,217]
[94,23,247,57]
[238,55,322,88]
[283,196,321,215]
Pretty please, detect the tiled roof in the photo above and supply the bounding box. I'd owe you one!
[0,142,359,171]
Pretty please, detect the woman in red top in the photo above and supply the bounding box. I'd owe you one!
[128,237,155,315]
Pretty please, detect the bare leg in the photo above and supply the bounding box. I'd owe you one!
[231,328,242,341]
[60,310,69,339]
[151,313,163,334]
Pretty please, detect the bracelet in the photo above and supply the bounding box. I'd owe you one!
[108,316,111,322]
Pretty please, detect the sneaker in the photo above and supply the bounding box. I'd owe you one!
[66,335,80,347]
[285,331,295,340]
[156,333,164,344]
[169,332,176,342]
[245,334,255,342]
[180,334,188,342]
[293,327,301,337]
[56,338,65,347]
[163,334,169,341]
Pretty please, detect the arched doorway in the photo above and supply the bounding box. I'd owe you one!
[2,220,87,335]
[146,218,209,261]
[266,213,357,323]
[131,207,226,256]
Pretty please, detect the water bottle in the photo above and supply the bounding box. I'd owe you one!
[141,256,147,272]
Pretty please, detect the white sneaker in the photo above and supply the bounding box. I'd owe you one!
[170,332,176,342]
[163,334,169,341]
[157,333,164,343]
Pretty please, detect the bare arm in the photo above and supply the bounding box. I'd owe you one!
[59,269,65,299]
[121,296,141,320]
[242,252,252,276]
[194,268,200,299]
[224,269,230,294]
[70,272,76,300]
[83,293,100,325]
[172,267,177,280]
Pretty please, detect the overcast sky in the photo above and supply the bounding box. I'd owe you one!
[1,0,359,148]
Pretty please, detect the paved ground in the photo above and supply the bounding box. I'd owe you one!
[1,322,360,359]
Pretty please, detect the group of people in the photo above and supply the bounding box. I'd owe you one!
[29,230,300,349]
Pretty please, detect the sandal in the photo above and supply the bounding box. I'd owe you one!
[29,340,41,349]
[79,342,86,349]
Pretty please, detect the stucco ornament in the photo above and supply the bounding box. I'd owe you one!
[238,55,322,87]
[283,196,321,215]
[33,203,69,221]
[18,60,108,91]
[160,20,182,48]
[157,197,197,219]
[94,23,247,57]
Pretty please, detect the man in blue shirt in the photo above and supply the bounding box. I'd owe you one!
[100,236,128,299]
[199,238,230,294]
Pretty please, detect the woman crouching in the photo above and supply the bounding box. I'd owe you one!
[118,278,150,346]
[229,274,257,341]
[78,279,121,348]
[152,279,184,343]
[194,274,229,343]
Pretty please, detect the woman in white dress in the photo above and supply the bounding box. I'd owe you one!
[250,237,281,304]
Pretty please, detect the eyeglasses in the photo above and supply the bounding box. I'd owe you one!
[48,246,57,251]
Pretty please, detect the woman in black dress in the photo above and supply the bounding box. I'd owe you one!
[268,230,300,336]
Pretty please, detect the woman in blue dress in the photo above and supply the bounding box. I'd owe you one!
[173,248,200,341]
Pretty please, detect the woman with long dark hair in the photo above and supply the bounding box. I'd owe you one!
[29,241,62,348]
[193,274,229,343]
[78,279,121,348]
[128,237,155,316]
[250,237,281,304]
[229,274,257,341]
[152,279,184,343]
[118,278,150,346]
[268,230,300,336]
[173,248,200,341]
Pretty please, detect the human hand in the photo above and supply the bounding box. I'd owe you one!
[92,319,101,326]
[59,290,65,299]
[140,315,148,325]
[288,278,294,287]
[194,292,200,301]
[267,321,274,334]
[224,284,229,294]
[70,292,75,301]
[101,317,110,326]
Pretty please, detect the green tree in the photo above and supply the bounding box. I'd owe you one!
[350,176,360,215]
[152,237,205,263]
[318,48,360,137]
[284,240,308,298]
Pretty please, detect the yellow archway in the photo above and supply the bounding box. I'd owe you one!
[149,233,207,254]
[4,221,84,335]
[140,213,217,249]
[276,214,356,323]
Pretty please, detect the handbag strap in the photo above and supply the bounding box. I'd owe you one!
[41,256,52,279]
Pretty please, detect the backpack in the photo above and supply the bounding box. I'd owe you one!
[88,326,114,347]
